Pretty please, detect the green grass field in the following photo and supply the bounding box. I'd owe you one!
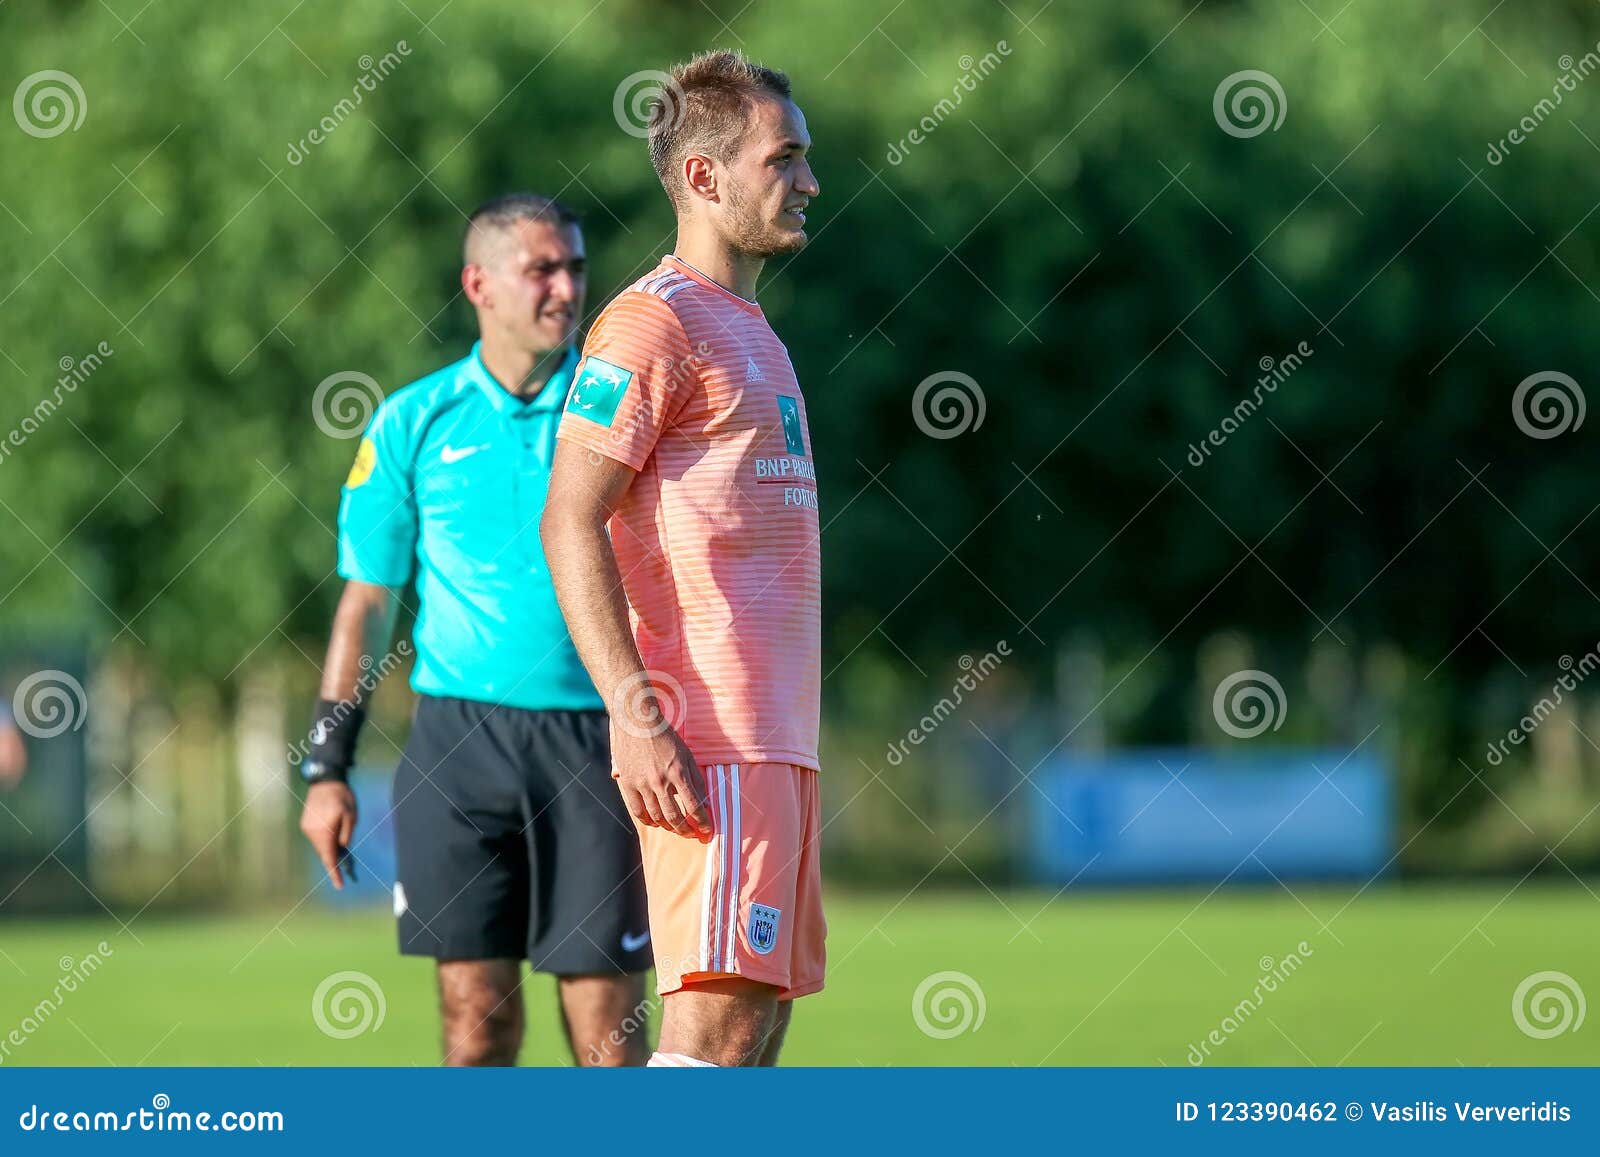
[2,884,1595,1066]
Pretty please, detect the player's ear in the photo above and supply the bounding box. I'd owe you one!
[683,154,718,204]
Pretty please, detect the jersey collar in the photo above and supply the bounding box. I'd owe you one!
[662,254,763,315]
[465,342,580,416]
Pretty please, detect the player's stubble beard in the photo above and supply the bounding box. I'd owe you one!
[722,177,807,260]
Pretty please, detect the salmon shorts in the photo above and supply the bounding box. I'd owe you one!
[636,762,826,1000]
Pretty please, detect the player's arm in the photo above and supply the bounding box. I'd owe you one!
[541,443,710,839]
[298,580,401,888]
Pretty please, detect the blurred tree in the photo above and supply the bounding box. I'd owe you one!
[2,0,1598,868]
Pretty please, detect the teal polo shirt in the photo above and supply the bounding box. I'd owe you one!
[336,342,602,711]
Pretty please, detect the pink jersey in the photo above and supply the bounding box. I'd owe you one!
[556,255,821,770]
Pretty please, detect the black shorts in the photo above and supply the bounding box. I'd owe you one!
[390,696,650,974]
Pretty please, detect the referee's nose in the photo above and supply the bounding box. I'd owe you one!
[547,265,579,302]
[545,264,581,310]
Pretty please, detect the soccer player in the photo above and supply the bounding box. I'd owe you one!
[541,50,824,1067]
[297,194,652,1067]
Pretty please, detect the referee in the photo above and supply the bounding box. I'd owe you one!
[297,194,650,1067]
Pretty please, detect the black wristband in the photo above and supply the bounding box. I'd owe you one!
[305,697,366,771]
[299,758,350,785]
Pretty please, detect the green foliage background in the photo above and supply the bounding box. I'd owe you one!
[4,0,1600,870]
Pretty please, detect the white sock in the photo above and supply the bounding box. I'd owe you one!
[648,1051,717,1067]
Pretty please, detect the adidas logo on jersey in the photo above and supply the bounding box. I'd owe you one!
[745,356,765,382]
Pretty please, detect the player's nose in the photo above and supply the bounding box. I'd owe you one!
[793,158,819,198]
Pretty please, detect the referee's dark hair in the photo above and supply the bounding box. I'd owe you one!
[462,192,582,265]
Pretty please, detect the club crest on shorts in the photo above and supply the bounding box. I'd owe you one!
[748,903,782,955]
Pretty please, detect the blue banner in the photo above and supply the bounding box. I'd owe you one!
[1032,748,1393,883]
[0,1067,1593,1153]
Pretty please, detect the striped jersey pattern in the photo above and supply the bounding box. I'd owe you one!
[556,256,821,770]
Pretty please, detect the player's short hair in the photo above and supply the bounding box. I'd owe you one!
[647,49,792,211]
[461,192,581,265]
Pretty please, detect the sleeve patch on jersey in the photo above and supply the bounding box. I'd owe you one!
[345,437,377,489]
[565,356,633,428]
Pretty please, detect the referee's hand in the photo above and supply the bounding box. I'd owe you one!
[300,782,358,889]
[612,723,712,841]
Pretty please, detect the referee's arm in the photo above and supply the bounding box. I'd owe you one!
[300,404,418,888]
[318,580,401,703]
[300,583,401,889]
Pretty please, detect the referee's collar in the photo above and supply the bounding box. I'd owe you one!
[464,342,580,416]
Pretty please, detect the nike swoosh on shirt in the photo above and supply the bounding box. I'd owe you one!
[620,931,651,952]
[439,443,490,464]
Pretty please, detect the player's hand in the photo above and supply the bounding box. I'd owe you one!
[612,722,712,841]
[300,781,358,888]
